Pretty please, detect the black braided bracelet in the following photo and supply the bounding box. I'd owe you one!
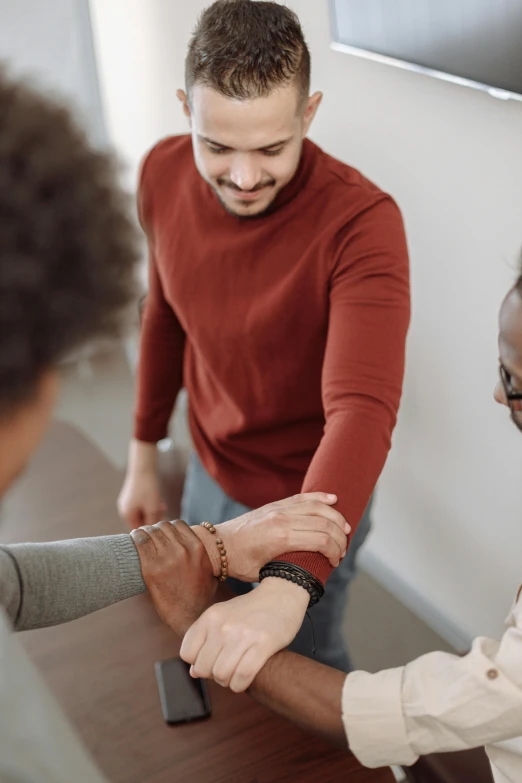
[259,561,325,608]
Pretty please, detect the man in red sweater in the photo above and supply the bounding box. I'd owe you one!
[119,0,410,684]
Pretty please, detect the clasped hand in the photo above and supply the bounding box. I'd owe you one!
[132,492,349,691]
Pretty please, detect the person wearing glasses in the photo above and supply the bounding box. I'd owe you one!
[498,363,522,427]
[140,272,522,783]
[244,274,522,783]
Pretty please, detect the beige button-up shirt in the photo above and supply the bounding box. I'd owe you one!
[342,586,522,783]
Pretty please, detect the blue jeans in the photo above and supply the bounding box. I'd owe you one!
[181,452,372,672]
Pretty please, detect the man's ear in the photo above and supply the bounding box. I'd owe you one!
[303,91,323,136]
[177,89,191,121]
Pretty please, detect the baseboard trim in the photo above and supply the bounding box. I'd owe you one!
[359,550,472,653]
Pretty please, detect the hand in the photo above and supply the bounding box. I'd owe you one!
[180,577,309,692]
[131,520,217,636]
[216,493,350,582]
[118,440,166,529]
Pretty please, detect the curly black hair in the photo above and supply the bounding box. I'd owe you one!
[0,69,139,415]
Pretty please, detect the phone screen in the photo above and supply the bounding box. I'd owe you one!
[155,657,211,725]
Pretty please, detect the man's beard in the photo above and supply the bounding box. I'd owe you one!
[212,179,278,220]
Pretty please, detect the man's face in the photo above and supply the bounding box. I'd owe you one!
[182,83,320,218]
[0,372,58,496]
[494,287,522,429]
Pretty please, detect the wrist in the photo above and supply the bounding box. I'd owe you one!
[192,525,221,579]
[257,577,309,614]
[128,439,158,474]
[213,520,236,578]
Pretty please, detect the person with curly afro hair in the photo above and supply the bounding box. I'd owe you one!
[0,67,351,783]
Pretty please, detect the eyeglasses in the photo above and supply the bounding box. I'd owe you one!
[499,364,522,432]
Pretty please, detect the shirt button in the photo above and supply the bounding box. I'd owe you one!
[487,669,499,680]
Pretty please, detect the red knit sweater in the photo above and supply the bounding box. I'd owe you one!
[135,136,410,584]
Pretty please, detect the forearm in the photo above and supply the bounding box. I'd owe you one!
[276,197,409,584]
[279,409,393,584]
[249,651,348,748]
[0,535,145,631]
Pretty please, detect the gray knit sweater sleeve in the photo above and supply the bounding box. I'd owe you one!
[0,535,146,631]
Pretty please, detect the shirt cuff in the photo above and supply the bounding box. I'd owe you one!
[342,667,418,768]
[134,416,167,444]
[274,552,332,586]
[105,535,147,600]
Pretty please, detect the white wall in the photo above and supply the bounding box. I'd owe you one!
[89,0,200,190]
[1,0,105,145]
[90,0,522,646]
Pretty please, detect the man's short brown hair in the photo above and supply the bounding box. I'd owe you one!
[186,0,311,103]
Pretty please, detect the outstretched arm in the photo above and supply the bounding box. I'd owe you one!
[249,650,348,748]
[0,523,215,633]
[0,535,145,631]
[1,491,346,634]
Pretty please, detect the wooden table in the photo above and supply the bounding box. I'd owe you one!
[1,422,395,783]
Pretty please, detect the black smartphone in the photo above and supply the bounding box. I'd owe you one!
[155,657,211,725]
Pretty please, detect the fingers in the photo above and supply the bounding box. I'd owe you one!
[130,520,174,557]
[180,614,209,666]
[191,632,226,680]
[276,492,337,508]
[169,519,202,553]
[278,516,348,566]
[130,526,158,558]
[211,638,249,688]
[182,587,297,694]
[182,604,257,688]
[150,522,172,547]
[229,645,268,693]
[294,528,344,566]
[269,496,348,534]
[189,624,260,692]
[204,637,271,693]
[285,500,349,534]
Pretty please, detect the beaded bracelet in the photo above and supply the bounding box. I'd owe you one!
[200,521,228,582]
[259,561,325,608]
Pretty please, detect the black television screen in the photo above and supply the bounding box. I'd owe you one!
[330,0,522,101]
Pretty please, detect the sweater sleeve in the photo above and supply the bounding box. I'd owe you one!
[134,150,186,443]
[278,197,410,584]
[0,535,145,631]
